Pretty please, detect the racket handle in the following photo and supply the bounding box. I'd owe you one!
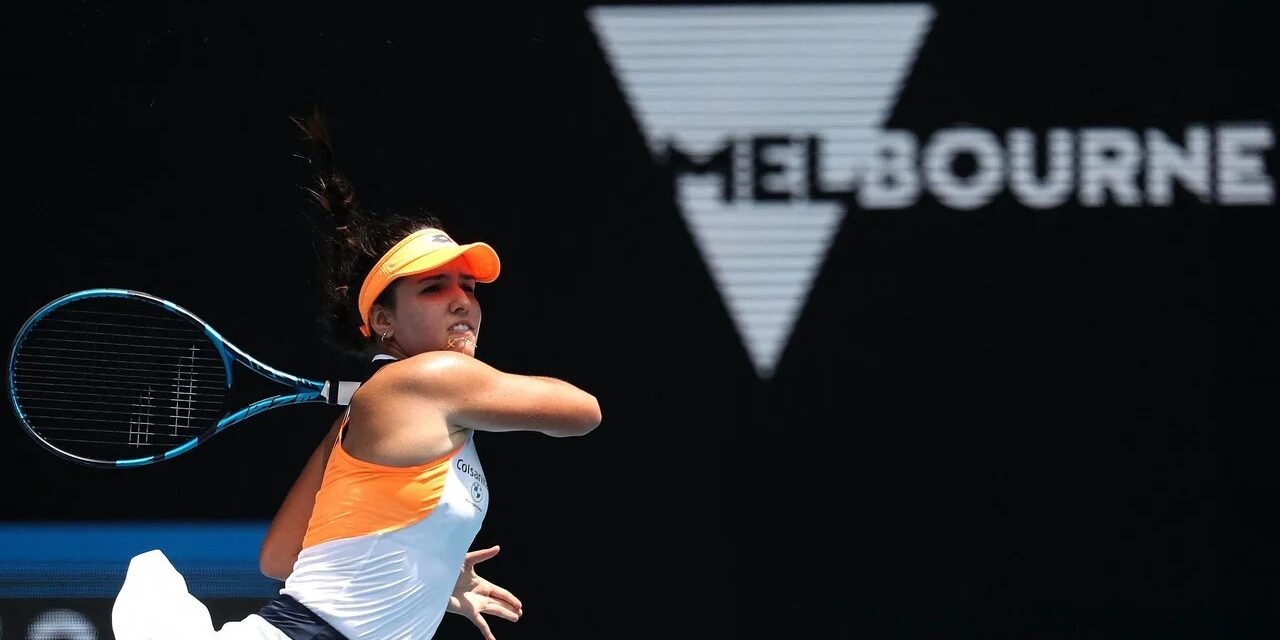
[321,380,362,406]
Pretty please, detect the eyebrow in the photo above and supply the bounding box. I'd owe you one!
[415,273,477,283]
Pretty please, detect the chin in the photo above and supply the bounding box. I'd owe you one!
[444,336,478,355]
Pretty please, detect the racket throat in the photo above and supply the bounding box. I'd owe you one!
[320,380,361,406]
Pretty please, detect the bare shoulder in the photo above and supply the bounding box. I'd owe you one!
[401,351,489,388]
[351,352,599,438]
[344,357,463,465]
[357,351,489,398]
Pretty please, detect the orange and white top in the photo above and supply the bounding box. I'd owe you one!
[282,412,488,639]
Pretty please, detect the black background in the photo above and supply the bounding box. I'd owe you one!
[3,1,1277,639]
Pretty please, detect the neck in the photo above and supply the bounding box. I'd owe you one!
[377,344,408,360]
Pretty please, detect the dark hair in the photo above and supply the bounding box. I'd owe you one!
[292,108,443,352]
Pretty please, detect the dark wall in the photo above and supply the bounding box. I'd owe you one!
[2,1,1276,639]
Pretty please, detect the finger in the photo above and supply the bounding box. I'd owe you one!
[483,584,523,613]
[480,600,521,623]
[471,615,496,640]
[466,545,502,565]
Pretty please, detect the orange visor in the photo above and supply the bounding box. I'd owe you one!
[357,228,500,337]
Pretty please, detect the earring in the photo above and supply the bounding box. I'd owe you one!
[380,330,389,342]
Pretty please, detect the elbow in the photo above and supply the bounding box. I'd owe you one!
[566,396,603,437]
[585,397,602,433]
[258,543,294,582]
[260,558,292,582]
[261,565,289,582]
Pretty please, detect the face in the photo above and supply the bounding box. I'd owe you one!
[371,257,482,358]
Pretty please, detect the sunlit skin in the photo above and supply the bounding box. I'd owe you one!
[369,257,482,359]
[253,114,601,640]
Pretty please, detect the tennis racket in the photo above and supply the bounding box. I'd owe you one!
[7,288,361,468]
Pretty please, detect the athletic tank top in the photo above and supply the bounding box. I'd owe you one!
[282,356,489,639]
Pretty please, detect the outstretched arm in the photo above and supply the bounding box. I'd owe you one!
[396,351,602,437]
[448,545,523,640]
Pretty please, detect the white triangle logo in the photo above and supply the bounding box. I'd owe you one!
[588,3,935,378]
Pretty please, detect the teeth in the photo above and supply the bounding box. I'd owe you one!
[449,324,471,331]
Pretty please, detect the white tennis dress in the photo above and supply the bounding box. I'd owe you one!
[113,412,489,640]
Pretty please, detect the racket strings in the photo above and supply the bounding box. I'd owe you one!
[18,343,229,366]
[15,364,227,389]
[15,381,225,405]
[26,322,235,345]
[11,299,231,459]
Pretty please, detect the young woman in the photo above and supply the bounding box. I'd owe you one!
[111,112,602,640]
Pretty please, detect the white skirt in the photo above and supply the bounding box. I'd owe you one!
[112,549,289,640]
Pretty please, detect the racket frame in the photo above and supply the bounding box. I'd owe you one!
[8,288,338,468]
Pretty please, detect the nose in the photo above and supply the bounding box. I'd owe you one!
[449,286,471,315]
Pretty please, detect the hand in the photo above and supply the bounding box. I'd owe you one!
[448,545,523,640]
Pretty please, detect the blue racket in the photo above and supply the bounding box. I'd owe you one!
[6,289,360,468]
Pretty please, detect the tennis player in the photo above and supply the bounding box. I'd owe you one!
[111,111,602,639]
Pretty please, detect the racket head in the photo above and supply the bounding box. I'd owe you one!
[7,289,236,468]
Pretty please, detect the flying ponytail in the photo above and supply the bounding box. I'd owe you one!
[292,107,442,352]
